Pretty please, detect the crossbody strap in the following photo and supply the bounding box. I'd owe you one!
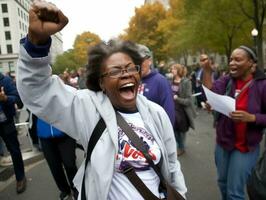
[235,79,253,100]
[123,167,160,200]
[116,112,184,200]
[81,117,106,200]
[116,112,163,178]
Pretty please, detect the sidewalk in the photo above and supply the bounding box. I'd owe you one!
[0,147,84,200]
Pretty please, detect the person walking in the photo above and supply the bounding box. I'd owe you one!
[16,1,187,200]
[37,118,78,200]
[0,72,26,194]
[202,45,266,200]
[171,64,197,156]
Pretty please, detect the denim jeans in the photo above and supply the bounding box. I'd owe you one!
[174,131,186,150]
[215,144,259,200]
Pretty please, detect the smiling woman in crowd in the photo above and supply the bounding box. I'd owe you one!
[16,1,186,200]
[202,46,266,200]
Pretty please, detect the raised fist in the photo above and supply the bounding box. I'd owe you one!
[28,0,68,45]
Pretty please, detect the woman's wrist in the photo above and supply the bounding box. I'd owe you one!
[249,114,256,122]
[28,32,50,46]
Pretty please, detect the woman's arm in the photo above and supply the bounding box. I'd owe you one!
[17,42,89,141]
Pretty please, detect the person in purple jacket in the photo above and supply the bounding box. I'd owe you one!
[137,44,175,126]
[202,45,266,200]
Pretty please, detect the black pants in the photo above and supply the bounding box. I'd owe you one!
[28,114,39,145]
[0,120,25,181]
[40,135,77,194]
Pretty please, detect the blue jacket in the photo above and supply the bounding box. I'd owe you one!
[0,72,22,122]
[37,118,65,138]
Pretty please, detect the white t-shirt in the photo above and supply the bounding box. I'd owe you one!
[108,112,162,200]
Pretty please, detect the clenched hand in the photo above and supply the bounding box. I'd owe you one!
[28,0,68,45]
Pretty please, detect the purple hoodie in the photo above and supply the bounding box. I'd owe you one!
[139,69,175,126]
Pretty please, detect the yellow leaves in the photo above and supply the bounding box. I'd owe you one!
[123,2,167,62]
[73,32,101,66]
[53,31,101,74]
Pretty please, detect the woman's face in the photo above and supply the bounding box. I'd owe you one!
[100,52,141,111]
[229,49,254,80]
[171,67,177,76]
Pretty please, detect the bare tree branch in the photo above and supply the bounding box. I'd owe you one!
[237,0,255,20]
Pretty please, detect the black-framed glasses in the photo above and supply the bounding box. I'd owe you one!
[101,65,140,78]
[200,58,208,62]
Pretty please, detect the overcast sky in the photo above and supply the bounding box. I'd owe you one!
[49,0,144,51]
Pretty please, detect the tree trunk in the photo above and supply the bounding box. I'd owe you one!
[257,31,264,71]
[253,0,264,71]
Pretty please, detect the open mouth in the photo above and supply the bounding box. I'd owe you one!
[230,67,237,75]
[119,83,136,100]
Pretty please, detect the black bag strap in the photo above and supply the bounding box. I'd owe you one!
[116,112,162,178]
[116,112,185,200]
[234,79,253,100]
[123,167,160,200]
[81,117,106,200]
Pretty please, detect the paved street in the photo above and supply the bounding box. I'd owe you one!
[0,109,227,200]
[179,109,219,200]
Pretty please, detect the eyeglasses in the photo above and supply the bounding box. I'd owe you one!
[200,58,208,62]
[101,65,140,78]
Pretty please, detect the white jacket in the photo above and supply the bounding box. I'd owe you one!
[17,45,187,200]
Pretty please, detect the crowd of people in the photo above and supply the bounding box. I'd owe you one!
[0,1,265,200]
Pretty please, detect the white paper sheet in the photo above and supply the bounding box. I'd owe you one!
[202,85,235,117]
[192,92,202,97]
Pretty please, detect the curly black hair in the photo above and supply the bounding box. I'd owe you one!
[86,39,143,91]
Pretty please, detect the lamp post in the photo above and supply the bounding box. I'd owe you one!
[251,28,258,55]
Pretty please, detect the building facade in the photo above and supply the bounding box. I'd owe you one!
[0,0,63,75]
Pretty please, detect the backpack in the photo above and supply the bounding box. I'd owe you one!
[247,149,266,200]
